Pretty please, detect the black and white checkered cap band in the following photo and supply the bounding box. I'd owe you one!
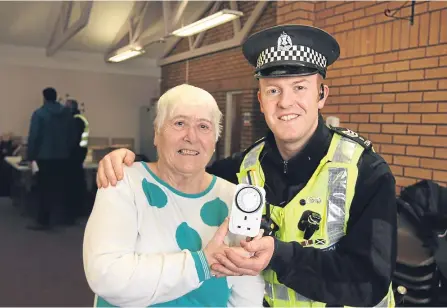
[256,45,327,69]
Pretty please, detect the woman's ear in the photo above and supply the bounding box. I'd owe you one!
[153,127,159,147]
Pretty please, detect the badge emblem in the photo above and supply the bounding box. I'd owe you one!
[277,31,293,51]
[315,239,326,245]
[300,239,326,247]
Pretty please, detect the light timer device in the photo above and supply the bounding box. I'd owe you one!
[229,184,266,237]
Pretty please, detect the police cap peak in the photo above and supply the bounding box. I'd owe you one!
[242,25,340,79]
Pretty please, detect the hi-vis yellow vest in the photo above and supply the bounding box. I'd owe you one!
[237,131,395,308]
[74,114,89,148]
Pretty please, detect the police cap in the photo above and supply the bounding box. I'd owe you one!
[242,25,340,79]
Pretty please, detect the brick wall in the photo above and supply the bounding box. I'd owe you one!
[278,1,447,191]
[161,2,276,157]
[161,1,446,191]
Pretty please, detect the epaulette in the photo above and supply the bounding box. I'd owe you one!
[329,126,373,150]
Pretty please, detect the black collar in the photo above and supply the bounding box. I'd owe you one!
[262,115,333,181]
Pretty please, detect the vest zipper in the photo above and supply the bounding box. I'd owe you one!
[283,160,288,174]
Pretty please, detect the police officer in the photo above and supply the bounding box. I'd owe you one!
[66,99,90,152]
[66,99,89,223]
[94,25,397,307]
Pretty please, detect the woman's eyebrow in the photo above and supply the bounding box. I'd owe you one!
[172,115,212,123]
[197,118,212,124]
[171,115,186,120]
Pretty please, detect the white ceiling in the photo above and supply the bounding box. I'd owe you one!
[0,1,211,59]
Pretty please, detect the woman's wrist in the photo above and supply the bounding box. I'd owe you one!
[191,250,212,282]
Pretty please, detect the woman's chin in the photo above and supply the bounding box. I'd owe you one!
[175,154,211,172]
[174,162,205,175]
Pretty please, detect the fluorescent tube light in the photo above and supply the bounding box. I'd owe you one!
[108,46,145,63]
[172,9,243,37]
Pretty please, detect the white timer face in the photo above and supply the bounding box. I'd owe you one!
[235,187,262,213]
[230,184,266,237]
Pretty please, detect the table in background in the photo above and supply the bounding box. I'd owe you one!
[3,156,98,218]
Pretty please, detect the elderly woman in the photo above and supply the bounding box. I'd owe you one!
[83,84,264,307]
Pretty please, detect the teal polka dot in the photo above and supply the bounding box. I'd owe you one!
[176,222,202,251]
[152,277,230,307]
[200,198,228,227]
[95,296,116,307]
[142,179,167,208]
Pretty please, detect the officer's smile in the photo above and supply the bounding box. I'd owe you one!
[278,114,299,121]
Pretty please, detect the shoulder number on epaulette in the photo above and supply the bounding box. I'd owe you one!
[330,126,373,150]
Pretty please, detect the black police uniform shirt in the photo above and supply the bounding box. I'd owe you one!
[206,115,397,307]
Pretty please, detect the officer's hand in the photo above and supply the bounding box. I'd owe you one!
[211,231,270,277]
[96,148,135,188]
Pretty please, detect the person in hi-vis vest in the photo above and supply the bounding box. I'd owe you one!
[94,25,397,307]
[66,99,89,152]
[66,99,89,223]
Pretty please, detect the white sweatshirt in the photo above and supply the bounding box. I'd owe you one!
[83,162,265,307]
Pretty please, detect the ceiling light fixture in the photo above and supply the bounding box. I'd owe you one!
[172,9,243,37]
[107,45,145,63]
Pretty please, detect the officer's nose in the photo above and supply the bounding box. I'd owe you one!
[277,89,295,109]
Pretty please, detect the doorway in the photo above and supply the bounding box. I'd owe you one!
[139,99,158,162]
[223,91,243,158]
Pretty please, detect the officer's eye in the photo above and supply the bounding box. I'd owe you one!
[295,85,306,91]
[266,88,280,95]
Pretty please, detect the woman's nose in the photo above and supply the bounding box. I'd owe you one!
[184,125,198,142]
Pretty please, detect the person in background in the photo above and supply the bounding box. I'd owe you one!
[0,132,17,197]
[94,25,397,307]
[65,99,89,222]
[0,132,15,157]
[83,84,264,307]
[26,87,75,230]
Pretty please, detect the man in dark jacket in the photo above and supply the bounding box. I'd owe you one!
[27,87,75,230]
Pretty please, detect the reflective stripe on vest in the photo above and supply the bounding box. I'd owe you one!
[262,282,395,307]
[237,133,395,308]
[74,114,89,148]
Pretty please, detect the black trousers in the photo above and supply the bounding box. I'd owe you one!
[36,160,70,226]
[67,160,87,220]
[0,157,12,197]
